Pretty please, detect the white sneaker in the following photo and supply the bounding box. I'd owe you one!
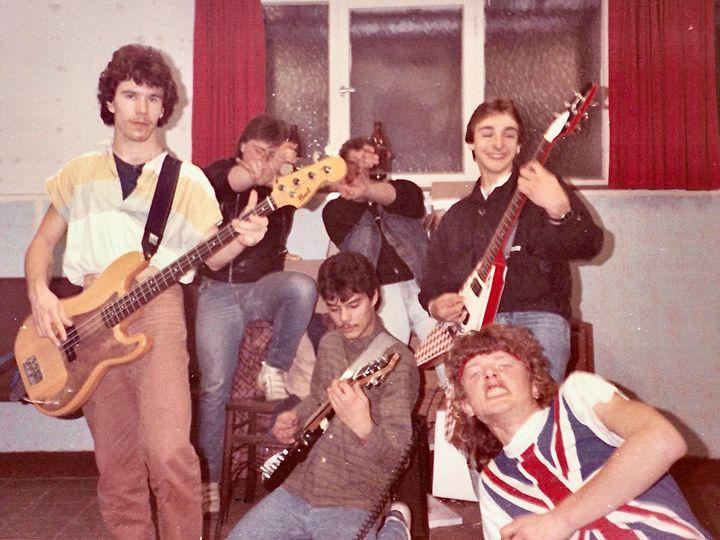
[385,501,412,540]
[256,363,290,401]
[202,482,219,514]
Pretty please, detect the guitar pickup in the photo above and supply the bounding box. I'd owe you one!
[63,326,79,362]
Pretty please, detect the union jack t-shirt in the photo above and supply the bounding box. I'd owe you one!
[478,372,708,539]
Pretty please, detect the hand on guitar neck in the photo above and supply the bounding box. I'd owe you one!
[517,160,572,221]
[327,379,374,442]
[273,410,300,444]
[204,190,268,271]
[428,292,468,324]
[272,378,374,444]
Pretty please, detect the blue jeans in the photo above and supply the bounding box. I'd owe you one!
[494,311,570,382]
[228,487,407,540]
[195,272,317,481]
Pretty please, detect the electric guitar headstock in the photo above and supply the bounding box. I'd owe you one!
[270,156,347,209]
[353,352,400,388]
[543,83,598,145]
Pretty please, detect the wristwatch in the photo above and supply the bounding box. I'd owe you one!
[548,210,573,225]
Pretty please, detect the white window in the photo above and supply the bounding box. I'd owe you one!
[264,0,608,187]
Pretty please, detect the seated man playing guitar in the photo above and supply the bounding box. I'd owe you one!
[228,252,419,540]
[419,98,604,381]
[445,325,708,539]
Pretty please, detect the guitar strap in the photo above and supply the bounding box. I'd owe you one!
[142,154,182,261]
[341,332,397,380]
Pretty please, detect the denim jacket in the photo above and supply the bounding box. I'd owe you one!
[339,205,428,284]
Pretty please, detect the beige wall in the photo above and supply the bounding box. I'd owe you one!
[0,0,195,196]
[574,191,720,457]
[1,0,718,457]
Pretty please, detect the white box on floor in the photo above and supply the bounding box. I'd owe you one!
[432,409,478,502]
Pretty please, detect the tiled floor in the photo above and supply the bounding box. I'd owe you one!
[0,478,108,540]
[1,454,718,539]
[0,474,481,540]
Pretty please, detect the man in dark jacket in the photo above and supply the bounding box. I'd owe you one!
[195,115,318,513]
[419,99,604,382]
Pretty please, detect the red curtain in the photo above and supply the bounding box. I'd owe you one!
[192,0,266,167]
[608,0,720,190]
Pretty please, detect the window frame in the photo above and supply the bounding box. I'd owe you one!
[262,0,609,187]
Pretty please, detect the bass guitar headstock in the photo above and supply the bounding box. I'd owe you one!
[543,83,598,144]
[270,156,347,210]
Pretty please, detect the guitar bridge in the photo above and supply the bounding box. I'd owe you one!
[22,356,43,385]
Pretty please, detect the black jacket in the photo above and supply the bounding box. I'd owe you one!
[200,158,295,283]
[418,170,604,319]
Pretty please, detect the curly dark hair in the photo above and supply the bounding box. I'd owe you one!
[235,115,288,159]
[465,99,525,145]
[445,325,557,468]
[97,44,178,127]
[339,136,373,161]
[318,252,379,303]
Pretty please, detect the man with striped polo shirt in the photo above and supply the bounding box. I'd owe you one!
[23,44,268,539]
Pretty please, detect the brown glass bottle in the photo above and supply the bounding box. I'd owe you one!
[279,124,303,175]
[370,121,390,180]
[287,124,303,159]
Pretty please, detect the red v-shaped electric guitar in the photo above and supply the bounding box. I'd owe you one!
[415,84,598,367]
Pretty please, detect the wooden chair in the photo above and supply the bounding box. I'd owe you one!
[215,397,281,539]
[213,321,281,537]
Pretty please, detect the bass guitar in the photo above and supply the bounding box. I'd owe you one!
[260,352,400,491]
[415,84,598,367]
[14,157,347,417]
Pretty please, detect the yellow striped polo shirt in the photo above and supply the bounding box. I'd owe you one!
[46,149,223,286]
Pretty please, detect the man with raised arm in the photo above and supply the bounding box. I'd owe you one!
[195,114,318,513]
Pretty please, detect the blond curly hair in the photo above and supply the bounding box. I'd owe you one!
[445,325,558,469]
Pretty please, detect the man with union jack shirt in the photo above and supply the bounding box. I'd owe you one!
[445,325,708,539]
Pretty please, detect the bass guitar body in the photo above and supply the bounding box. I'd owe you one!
[14,252,150,417]
[14,157,348,418]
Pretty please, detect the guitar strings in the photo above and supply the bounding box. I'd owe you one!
[56,198,276,357]
[54,159,340,359]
